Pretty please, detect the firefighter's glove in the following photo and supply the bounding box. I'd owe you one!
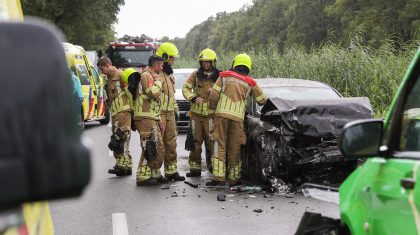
[144,140,157,161]
[185,124,195,151]
[108,128,124,154]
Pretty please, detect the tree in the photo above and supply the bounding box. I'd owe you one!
[21,0,125,50]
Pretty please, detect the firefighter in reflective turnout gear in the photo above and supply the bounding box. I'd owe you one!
[133,55,168,186]
[155,42,185,181]
[182,48,220,177]
[207,53,267,186]
[98,57,133,176]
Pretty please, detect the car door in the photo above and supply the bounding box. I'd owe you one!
[90,65,105,118]
[362,57,420,235]
[82,55,98,118]
[74,64,95,120]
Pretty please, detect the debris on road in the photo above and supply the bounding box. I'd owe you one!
[217,193,226,201]
[253,209,263,213]
[171,192,178,197]
[160,186,170,190]
[204,185,228,189]
[230,185,263,193]
[184,181,199,188]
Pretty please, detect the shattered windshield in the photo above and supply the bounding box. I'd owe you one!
[262,87,340,100]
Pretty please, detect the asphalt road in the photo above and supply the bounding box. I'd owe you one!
[50,122,339,235]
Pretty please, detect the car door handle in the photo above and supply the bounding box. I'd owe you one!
[401,178,416,189]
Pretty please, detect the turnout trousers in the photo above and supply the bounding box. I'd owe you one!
[211,116,246,184]
[135,118,165,182]
[111,111,132,170]
[188,114,213,171]
[160,111,178,176]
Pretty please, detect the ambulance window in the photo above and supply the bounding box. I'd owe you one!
[90,66,100,85]
[76,64,90,85]
[399,73,420,151]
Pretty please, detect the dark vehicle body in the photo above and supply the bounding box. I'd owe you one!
[106,42,157,69]
[242,78,373,189]
[174,68,195,131]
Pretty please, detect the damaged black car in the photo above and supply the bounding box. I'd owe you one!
[241,78,373,189]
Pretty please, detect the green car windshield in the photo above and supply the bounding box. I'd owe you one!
[398,73,420,151]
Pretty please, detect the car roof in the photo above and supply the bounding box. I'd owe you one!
[173,68,195,74]
[256,78,333,89]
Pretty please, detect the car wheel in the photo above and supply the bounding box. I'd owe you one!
[99,106,110,125]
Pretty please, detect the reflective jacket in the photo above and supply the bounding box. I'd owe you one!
[182,69,215,117]
[133,68,163,120]
[107,68,132,117]
[160,72,178,112]
[209,70,267,123]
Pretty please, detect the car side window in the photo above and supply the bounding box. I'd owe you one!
[75,64,91,85]
[399,74,420,151]
[90,66,100,85]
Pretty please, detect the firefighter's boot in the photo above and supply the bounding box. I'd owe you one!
[157,176,169,184]
[186,170,201,177]
[108,157,127,176]
[126,155,133,175]
[165,172,185,181]
[136,178,159,186]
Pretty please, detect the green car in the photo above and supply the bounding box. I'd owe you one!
[296,48,420,235]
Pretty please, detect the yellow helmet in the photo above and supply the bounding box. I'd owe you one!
[121,68,139,84]
[232,53,252,70]
[198,48,217,65]
[156,42,179,62]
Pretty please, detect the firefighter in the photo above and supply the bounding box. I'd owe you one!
[207,53,268,186]
[182,48,220,177]
[133,55,168,186]
[155,42,185,181]
[98,57,133,176]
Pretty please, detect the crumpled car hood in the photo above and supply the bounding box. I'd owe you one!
[242,97,373,190]
[260,97,373,139]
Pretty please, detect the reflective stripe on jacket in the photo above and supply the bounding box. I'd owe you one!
[208,70,267,123]
[133,69,163,120]
[160,72,178,112]
[107,69,132,116]
[182,69,215,117]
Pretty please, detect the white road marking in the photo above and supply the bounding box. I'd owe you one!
[112,213,129,235]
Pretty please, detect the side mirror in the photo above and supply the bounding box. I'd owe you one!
[0,20,91,210]
[339,119,383,158]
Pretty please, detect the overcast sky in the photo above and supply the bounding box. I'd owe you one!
[114,0,253,39]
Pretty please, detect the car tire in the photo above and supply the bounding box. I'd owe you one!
[99,106,110,125]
